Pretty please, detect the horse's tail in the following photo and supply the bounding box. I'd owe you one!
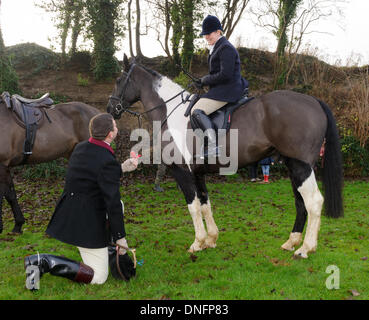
[316,98,344,218]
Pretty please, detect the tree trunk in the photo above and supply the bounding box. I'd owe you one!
[70,3,83,56]
[181,0,194,71]
[135,0,144,59]
[60,0,74,65]
[273,0,302,89]
[164,0,171,59]
[0,0,5,54]
[221,0,250,39]
[128,0,134,57]
[170,0,182,73]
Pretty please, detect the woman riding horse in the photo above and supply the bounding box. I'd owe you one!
[192,15,248,158]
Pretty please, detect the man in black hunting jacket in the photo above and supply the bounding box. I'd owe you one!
[24,113,138,289]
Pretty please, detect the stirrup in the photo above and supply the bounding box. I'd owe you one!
[200,146,220,159]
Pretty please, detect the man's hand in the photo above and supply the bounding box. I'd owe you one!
[116,237,128,255]
[121,157,138,173]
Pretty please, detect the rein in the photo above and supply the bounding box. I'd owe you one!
[108,63,193,128]
[112,242,137,281]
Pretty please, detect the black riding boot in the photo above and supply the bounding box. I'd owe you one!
[192,109,219,159]
[24,254,94,290]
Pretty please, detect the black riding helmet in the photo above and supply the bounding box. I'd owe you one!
[200,15,223,36]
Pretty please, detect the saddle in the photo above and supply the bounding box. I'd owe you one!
[1,91,54,161]
[187,88,254,135]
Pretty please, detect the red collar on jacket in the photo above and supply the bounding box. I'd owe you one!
[88,137,115,155]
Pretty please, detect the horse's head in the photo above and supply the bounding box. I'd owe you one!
[107,54,141,119]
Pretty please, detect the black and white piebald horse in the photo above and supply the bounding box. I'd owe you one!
[107,55,343,259]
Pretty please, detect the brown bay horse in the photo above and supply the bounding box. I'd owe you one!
[107,56,343,259]
[0,100,100,234]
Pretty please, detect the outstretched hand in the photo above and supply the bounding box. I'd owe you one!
[121,151,141,173]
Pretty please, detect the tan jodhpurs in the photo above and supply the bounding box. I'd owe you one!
[191,98,227,115]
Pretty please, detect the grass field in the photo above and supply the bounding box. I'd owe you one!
[0,176,368,300]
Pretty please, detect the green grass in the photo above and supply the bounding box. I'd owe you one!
[0,177,368,300]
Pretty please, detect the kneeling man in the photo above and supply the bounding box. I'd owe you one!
[25,113,138,288]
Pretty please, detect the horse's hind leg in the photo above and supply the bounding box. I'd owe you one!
[0,165,25,234]
[284,158,323,258]
[281,181,306,251]
[195,174,219,249]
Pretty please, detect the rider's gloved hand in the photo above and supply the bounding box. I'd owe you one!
[194,79,203,89]
[200,75,210,86]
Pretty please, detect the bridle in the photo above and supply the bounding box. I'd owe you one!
[108,63,193,128]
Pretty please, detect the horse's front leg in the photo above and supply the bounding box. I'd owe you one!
[195,174,218,249]
[170,166,207,252]
[0,165,25,234]
[201,200,218,248]
[187,196,207,252]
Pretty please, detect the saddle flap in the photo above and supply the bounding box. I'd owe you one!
[11,97,44,125]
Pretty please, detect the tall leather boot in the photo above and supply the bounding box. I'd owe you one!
[24,254,94,290]
[192,109,219,159]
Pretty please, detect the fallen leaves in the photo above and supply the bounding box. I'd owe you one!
[189,253,198,262]
[349,289,360,297]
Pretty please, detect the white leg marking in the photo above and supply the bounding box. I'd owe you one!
[188,196,207,253]
[281,232,302,251]
[201,200,219,249]
[294,171,324,258]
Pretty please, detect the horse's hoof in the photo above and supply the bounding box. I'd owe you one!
[11,226,23,234]
[188,242,204,253]
[204,238,217,249]
[293,249,308,259]
[9,231,22,236]
[281,242,294,252]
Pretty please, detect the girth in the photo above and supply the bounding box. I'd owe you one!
[1,91,54,164]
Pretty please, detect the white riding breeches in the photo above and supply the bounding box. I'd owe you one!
[76,200,125,285]
[77,246,109,284]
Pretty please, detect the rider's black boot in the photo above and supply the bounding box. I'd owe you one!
[24,254,94,290]
[192,109,219,158]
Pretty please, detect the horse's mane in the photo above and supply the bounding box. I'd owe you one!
[138,64,162,78]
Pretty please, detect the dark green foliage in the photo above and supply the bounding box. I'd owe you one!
[0,54,20,94]
[340,135,369,177]
[15,159,68,180]
[85,0,122,80]
[181,0,195,71]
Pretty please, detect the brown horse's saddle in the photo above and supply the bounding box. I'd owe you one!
[1,91,54,160]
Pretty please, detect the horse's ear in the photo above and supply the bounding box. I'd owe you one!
[123,54,129,71]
